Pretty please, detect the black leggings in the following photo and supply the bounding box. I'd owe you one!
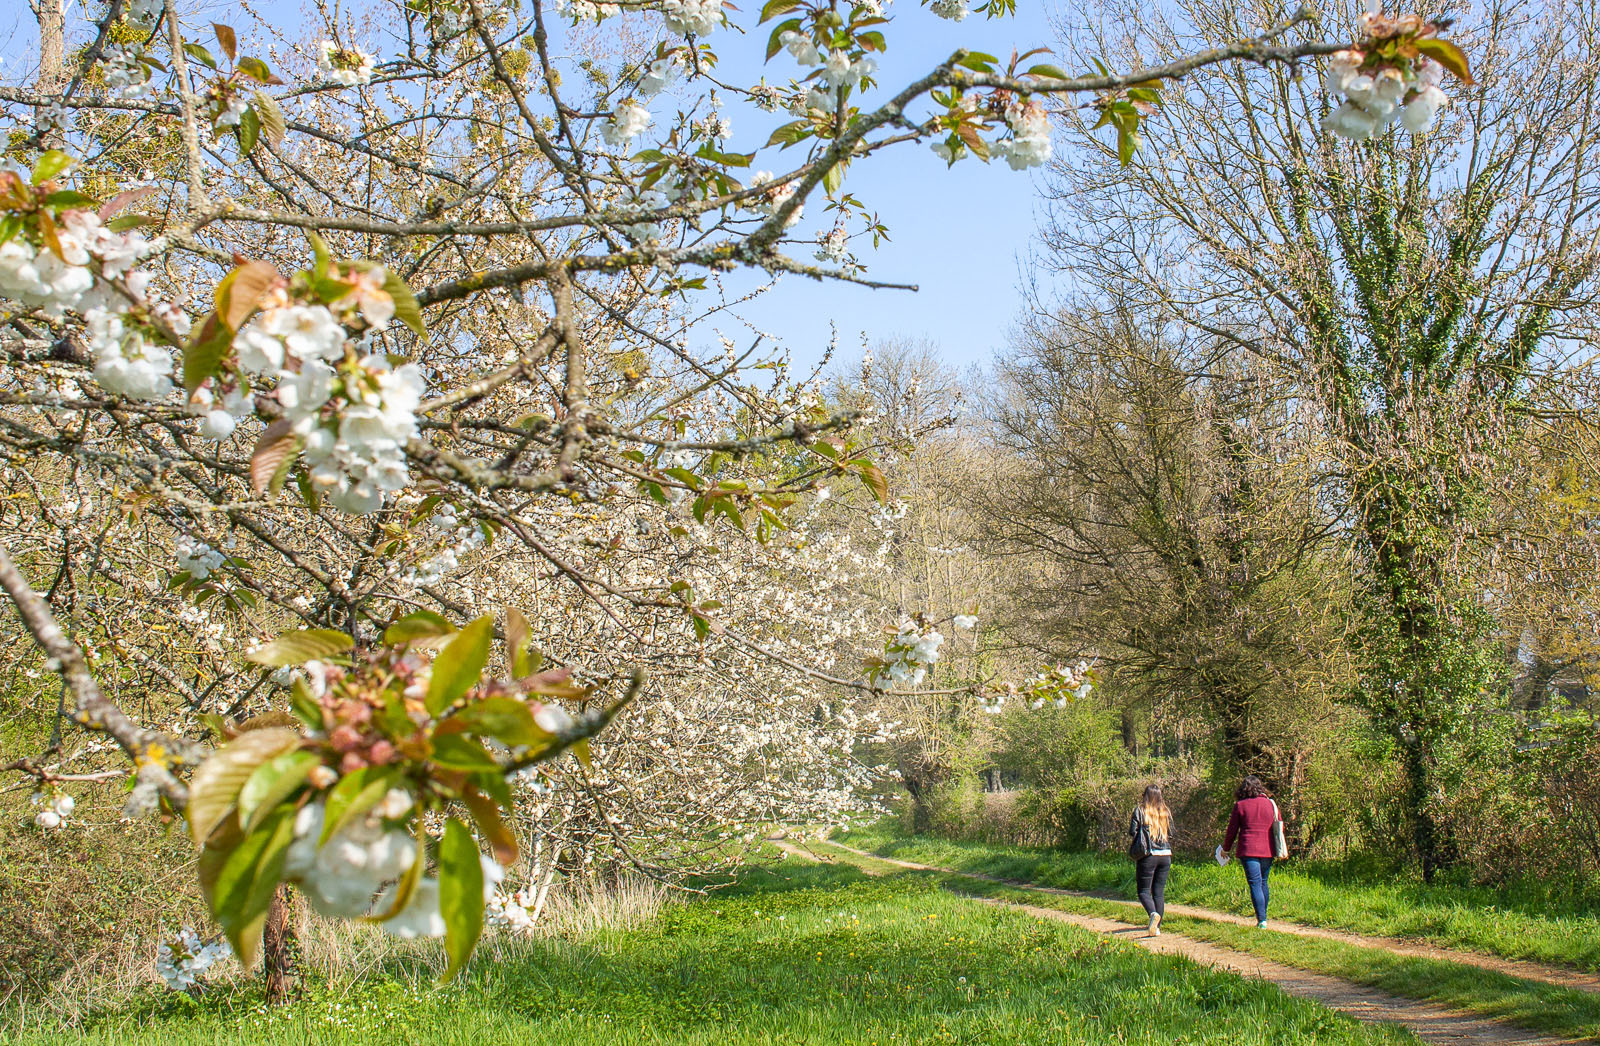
[1136,855,1171,917]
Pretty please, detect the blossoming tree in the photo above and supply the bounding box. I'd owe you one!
[0,0,1438,979]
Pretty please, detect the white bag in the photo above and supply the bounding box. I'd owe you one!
[1213,844,1230,867]
[1270,799,1289,859]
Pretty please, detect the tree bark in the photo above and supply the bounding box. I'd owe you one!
[260,887,298,1003]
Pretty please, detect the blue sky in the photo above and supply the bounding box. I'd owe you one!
[1,1,1065,370]
[694,3,1062,370]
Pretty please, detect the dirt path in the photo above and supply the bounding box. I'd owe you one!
[812,838,1600,996]
[771,838,1589,1046]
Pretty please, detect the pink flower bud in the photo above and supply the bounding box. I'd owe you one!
[329,724,363,752]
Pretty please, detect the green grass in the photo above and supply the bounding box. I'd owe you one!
[866,864,1600,1044]
[9,861,1418,1046]
[835,823,1600,973]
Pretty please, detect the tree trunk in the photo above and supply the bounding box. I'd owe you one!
[902,770,933,833]
[32,0,66,89]
[1402,741,1458,883]
[260,886,298,1003]
[30,0,67,149]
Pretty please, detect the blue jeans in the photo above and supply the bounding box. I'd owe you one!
[1241,857,1273,922]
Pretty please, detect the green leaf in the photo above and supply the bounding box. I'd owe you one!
[1026,63,1069,80]
[823,163,844,195]
[252,91,287,144]
[759,0,801,22]
[246,628,354,667]
[663,467,702,490]
[187,727,302,846]
[183,41,220,70]
[427,615,493,714]
[319,766,400,844]
[712,498,745,529]
[383,269,427,337]
[444,697,540,747]
[238,56,282,85]
[505,607,539,677]
[238,750,320,832]
[429,733,502,771]
[183,312,232,392]
[438,818,485,982]
[236,106,261,154]
[31,150,74,185]
[1414,37,1474,85]
[42,189,99,209]
[306,229,332,276]
[855,462,888,502]
[765,119,814,149]
[210,805,297,968]
[289,677,324,731]
[106,214,157,232]
[1118,125,1139,167]
[957,51,998,72]
[385,610,458,646]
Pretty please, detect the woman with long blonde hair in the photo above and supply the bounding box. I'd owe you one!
[1128,783,1174,936]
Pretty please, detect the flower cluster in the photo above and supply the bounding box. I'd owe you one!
[603,99,653,147]
[317,42,376,87]
[189,380,252,441]
[1323,50,1447,139]
[1320,10,1470,141]
[103,46,155,99]
[661,0,724,37]
[284,793,417,918]
[870,617,944,688]
[780,30,822,67]
[176,537,226,581]
[155,927,232,991]
[405,502,488,586]
[746,172,803,227]
[486,883,540,934]
[981,661,1094,714]
[298,355,424,514]
[993,99,1052,170]
[32,790,74,829]
[639,52,685,97]
[929,0,970,20]
[229,284,422,514]
[0,206,146,319]
[814,225,850,264]
[0,182,186,402]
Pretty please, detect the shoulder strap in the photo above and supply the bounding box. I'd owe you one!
[1269,799,1281,822]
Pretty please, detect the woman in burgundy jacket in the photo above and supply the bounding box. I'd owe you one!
[1221,775,1278,927]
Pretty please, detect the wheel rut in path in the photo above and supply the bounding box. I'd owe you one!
[770,838,1590,1046]
[814,839,1600,996]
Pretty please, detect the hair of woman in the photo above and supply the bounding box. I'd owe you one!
[1236,775,1269,801]
[1140,784,1172,846]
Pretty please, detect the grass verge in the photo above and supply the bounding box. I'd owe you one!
[807,840,1600,1044]
[834,823,1600,973]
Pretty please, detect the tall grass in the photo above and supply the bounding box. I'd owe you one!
[2,877,673,1038]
